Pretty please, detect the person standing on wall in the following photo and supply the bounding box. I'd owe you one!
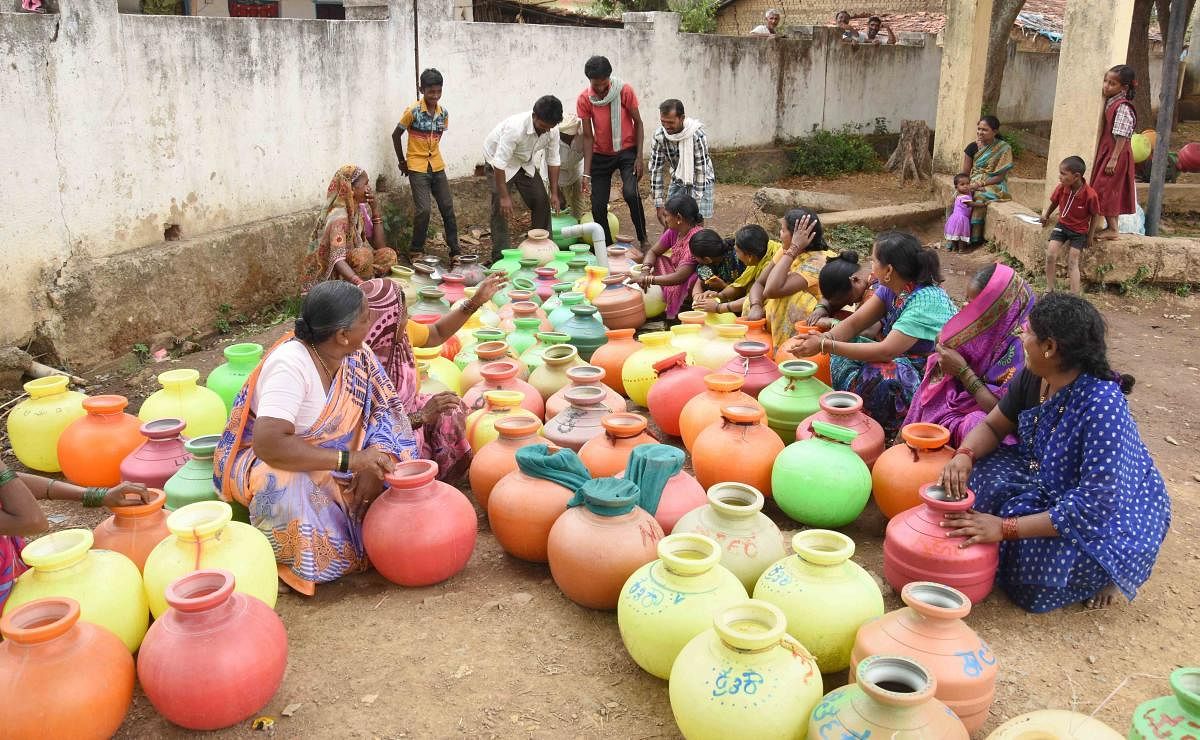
[392,68,461,259]
[578,55,649,257]
[482,96,563,263]
[648,99,716,226]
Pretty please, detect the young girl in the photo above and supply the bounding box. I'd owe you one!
[694,224,777,316]
[944,174,975,251]
[633,193,704,319]
[805,250,876,330]
[1092,65,1137,240]
[753,208,836,347]
[689,231,745,299]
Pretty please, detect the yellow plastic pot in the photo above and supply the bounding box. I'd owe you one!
[618,533,747,679]
[464,390,540,452]
[138,368,227,437]
[987,709,1123,739]
[621,331,678,407]
[413,345,464,395]
[143,501,278,617]
[7,376,87,472]
[3,529,148,652]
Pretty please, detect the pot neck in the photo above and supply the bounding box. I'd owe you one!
[1170,668,1200,717]
[706,483,764,520]
[856,655,937,709]
[791,529,854,567]
[0,598,82,646]
[900,582,972,624]
[658,533,721,577]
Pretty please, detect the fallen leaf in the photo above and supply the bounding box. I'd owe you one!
[281,703,303,717]
[360,694,378,705]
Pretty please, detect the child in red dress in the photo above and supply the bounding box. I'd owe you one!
[1091,65,1137,241]
[1040,156,1101,294]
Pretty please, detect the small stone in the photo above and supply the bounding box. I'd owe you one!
[360,694,378,705]
[451,664,473,679]
[481,599,503,611]
[512,592,533,606]
[1166,436,1180,446]
[1087,655,1097,665]
[605,702,618,709]
[281,703,303,717]
[1192,473,1200,483]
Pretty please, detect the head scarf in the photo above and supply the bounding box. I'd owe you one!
[300,164,366,291]
[558,114,581,137]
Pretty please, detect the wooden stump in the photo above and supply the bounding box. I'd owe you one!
[886,120,933,184]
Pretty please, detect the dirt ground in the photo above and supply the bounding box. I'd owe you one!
[13,178,1200,739]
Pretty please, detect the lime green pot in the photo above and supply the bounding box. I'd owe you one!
[205,343,263,415]
[757,359,830,443]
[771,420,872,527]
[1130,668,1200,739]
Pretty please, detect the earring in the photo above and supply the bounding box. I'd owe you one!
[1043,351,1051,359]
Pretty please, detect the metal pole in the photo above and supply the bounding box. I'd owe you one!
[1145,0,1189,236]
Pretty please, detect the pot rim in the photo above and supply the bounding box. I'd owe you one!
[706,482,765,517]
[713,600,788,652]
[856,655,937,707]
[21,528,93,570]
[108,487,167,518]
[167,500,233,541]
[791,529,854,566]
[0,597,81,644]
[165,568,236,613]
[657,532,722,576]
[901,582,972,620]
[82,394,130,415]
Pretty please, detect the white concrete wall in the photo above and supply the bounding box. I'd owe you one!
[997,46,1167,124]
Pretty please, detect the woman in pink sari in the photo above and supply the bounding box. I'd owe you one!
[903,262,1034,446]
[631,193,704,318]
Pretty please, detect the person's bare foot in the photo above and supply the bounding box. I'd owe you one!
[1096,228,1120,241]
[1084,583,1122,609]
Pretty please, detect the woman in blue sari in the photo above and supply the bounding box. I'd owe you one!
[782,230,957,436]
[940,293,1170,612]
[962,116,1014,246]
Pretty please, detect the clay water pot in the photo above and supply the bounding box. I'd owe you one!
[488,447,575,563]
[693,323,748,370]
[1178,141,1200,172]
[163,434,222,511]
[851,582,997,734]
[519,228,558,265]
[772,421,873,528]
[1129,668,1200,740]
[578,412,658,478]
[452,254,487,286]
[670,600,823,740]
[692,405,784,496]
[363,460,477,586]
[810,656,968,738]
[417,362,450,396]
[758,359,831,443]
[991,710,1124,739]
[752,529,884,673]
[439,272,467,304]
[606,245,634,273]
[506,317,544,358]
[137,569,288,730]
[646,352,710,438]
[617,533,748,679]
[560,305,609,361]
[776,322,832,385]
[469,416,543,509]
[561,258,589,286]
[528,344,582,400]
[411,261,439,289]
[0,597,135,740]
[461,340,527,389]
[621,331,679,408]
[464,390,541,452]
[92,488,171,571]
[205,342,265,415]
[673,482,786,592]
[512,257,542,286]
[734,316,774,354]
[546,481,663,610]
[678,373,760,452]
[668,323,704,361]
[591,328,640,397]
[517,331,567,375]
[543,386,612,452]
[546,365,624,419]
[677,309,712,339]
[884,484,999,604]
[120,418,189,489]
[872,423,955,519]
[58,395,144,487]
[7,376,87,473]
[463,360,544,420]
[646,470,707,534]
[500,301,552,334]
[413,345,463,395]
[412,287,452,316]
[455,329,506,371]
[592,276,647,330]
[797,390,886,468]
[721,340,781,398]
[390,264,418,304]
[569,243,599,266]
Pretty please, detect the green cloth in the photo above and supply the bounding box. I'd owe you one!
[890,285,957,342]
[515,445,592,493]
[624,444,684,516]
[568,477,641,516]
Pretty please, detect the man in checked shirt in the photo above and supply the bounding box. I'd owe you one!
[648,99,716,228]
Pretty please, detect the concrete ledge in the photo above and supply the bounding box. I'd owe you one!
[1006,177,1200,213]
[820,201,945,231]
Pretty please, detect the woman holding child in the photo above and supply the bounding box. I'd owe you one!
[962,116,1014,246]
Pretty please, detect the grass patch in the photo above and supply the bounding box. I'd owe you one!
[826,224,875,256]
[785,128,881,178]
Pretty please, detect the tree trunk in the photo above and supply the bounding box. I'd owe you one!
[886,120,933,184]
[1129,0,1197,127]
[981,0,1027,116]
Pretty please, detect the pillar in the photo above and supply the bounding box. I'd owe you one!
[1184,0,1200,97]
[1042,0,1136,204]
[932,0,994,173]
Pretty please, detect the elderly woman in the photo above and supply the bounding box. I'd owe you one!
[750,8,782,36]
[940,293,1170,613]
[962,116,1014,246]
[300,164,396,288]
[903,262,1034,446]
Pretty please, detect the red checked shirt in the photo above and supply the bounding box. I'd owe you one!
[1051,182,1101,234]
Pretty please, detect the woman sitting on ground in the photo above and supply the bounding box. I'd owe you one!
[693,224,776,316]
[962,116,1014,246]
[940,292,1170,612]
[215,281,421,596]
[630,193,705,319]
[300,164,397,287]
[903,262,1034,446]
[1,465,148,609]
[781,231,956,435]
[749,208,837,347]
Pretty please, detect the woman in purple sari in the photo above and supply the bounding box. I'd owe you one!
[903,263,1034,446]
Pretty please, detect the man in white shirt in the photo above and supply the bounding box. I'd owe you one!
[483,95,564,262]
[750,9,781,37]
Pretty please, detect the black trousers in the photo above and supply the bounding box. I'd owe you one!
[409,168,459,255]
[590,147,648,244]
[489,167,550,261]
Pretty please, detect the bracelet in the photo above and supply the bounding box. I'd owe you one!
[954,446,976,465]
[371,217,383,225]
[1001,517,1020,541]
[82,487,107,508]
[819,337,828,354]
[0,469,14,487]
[460,300,482,314]
[954,365,971,378]
[582,174,591,179]
[337,450,350,474]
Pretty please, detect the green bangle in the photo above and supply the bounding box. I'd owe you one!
[0,469,15,486]
[82,486,107,508]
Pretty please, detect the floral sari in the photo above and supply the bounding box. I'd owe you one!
[300,164,367,294]
[0,534,27,611]
[762,249,836,348]
[903,264,1033,446]
[214,334,418,585]
[968,139,1014,244]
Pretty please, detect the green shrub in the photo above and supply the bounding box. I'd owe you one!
[825,224,875,256]
[669,0,717,32]
[787,129,881,178]
[998,130,1024,158]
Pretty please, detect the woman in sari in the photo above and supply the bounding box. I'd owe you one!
[631,193,704,319]
[781,231,957,436]
[751,208,837,347]
[299,164,396,290]
[300,164,503,482]
[903,262,1034,446]
[961,116,1014,246]
[940,293,1169,612]
[215,282,420,596]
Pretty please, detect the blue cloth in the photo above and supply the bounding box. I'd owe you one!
[624,444,685,515]
[968,373,1171,613]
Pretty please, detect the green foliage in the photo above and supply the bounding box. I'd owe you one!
[669,0,718,33]
[1093,262,1115,283]
[1175,283,1193,298]
[132,343,150,362]
[825,224,875,256]
[590,0,668,16]
[998,130,1024,158]
[1118,265,1152,295]
[786,128,881,178]
[381,201,413,256]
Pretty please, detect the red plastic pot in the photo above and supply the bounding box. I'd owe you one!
[119,418,189,489]
[646,352,710,438]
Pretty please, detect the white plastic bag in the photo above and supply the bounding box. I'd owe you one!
[1118,202,1145,235]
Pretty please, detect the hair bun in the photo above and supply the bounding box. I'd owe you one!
[837,250,860,264]
[294,316,311,340]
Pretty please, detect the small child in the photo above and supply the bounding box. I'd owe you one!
[392,68,460,258]
[688,231,744,300]
[1092,64,1137,240]
[1040,156,1100,294]
[944,173,975,251]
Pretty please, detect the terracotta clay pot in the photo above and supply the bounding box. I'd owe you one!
[452,254,487,286]
[119,418,189,489]
[58,395,144,487]
[543,385,612,452]
[590,328,640,397]
[463,360,544,421]
[461,341,527,389]
[592,276,647,330]
[0,597,135,740]
[578,412,658,478]
[776,322,831,385]
[546,365,625,419]
[992,710,1124,739]
[560,305,609,362]
[646,352,710,438]
[721,341,781,398]
[851,582,998,734]
[796,390,886,469]
[872,423,955,519]
[678,373,760,453]
[772,421,873,528]
[692,405,784,496]
[488,448,576,563]
[668,324,705,361]
[519,228,558,265]
[92,488,171,571]
[468,416,543,509]
[884,484,999,604]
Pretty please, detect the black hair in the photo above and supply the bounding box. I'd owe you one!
[1108,64,1137,100]
[1028,292,1135,394]
[295,281,365,344]
[664,193,703,225]
[783,208,827,252]
[952,172,971,187]
[688,229,726,259]
[584,55,612,80]
[873,230,943,286]
[419,68,443,89]
[1061,155,1086,176]
[978,115,1001,132]
[970,263,998,294]
[532,95,564,126]
[818,250,861,299]
[868,15,881,23]
[659,99,685,117]
[834,10,849,21]
[734,224,770,259]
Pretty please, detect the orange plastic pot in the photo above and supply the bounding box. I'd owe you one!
[776,322,831,385]
[461,341,528,389]
[488,448,576,563]
[590,328,640,397]
[468,416,543,509]
[578,413,658,478]
[91,488,171,571]
[872,423,955,519]
[462,359,544,421]
[735,317,774,354]
[57,395,144,487]
[692,405,785,496]
[678,373,760,453]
